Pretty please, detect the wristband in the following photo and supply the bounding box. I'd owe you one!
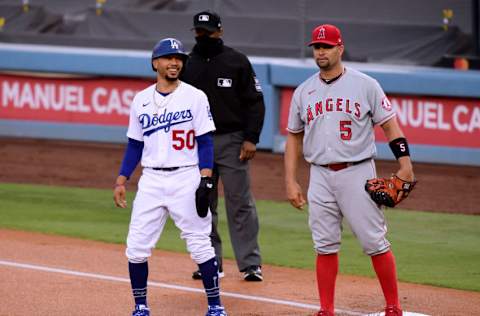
[389,137,410,159]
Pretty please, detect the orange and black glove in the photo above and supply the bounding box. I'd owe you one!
[365,174,417,207]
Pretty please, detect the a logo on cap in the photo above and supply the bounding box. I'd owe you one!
[217,78,232,88]
[199,14,210,22]
[317,27,326,39]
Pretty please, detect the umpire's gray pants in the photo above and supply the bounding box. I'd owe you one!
[209,131,262,272]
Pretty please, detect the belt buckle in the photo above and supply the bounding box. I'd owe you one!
[328,162,349,171]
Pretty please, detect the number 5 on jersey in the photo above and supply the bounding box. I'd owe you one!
[340,120,352,140]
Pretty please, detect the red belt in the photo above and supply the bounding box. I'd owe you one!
[319,158,371,171]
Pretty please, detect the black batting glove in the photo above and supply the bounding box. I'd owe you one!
[195,176,213,218]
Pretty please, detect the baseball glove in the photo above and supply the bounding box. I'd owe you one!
[195,176,214,217]
[365,174,417,207]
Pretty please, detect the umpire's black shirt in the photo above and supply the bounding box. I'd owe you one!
[181,38,265,144]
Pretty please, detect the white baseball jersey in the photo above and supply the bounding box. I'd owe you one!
[127,81,215,168]
[287,67,395,165]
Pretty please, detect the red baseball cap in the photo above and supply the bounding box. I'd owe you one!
[308,24,343,46]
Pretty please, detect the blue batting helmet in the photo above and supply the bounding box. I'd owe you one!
[151,38,188,71]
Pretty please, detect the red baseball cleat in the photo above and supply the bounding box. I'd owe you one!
[384,305,403,316]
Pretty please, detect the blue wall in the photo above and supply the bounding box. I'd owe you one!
[1,43,480,165]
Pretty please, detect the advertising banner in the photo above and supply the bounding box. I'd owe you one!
[279,87,480,148]
[0,73,153,126]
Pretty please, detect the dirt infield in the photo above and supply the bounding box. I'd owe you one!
[1,137,480,315]
[0,137,479,214]
[1,229,480,316]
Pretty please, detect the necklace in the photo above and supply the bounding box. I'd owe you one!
[152,82,180,116]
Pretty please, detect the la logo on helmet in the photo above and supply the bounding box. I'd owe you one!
[170,39,179,49]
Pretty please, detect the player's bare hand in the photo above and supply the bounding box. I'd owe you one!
[395,155,414,181]
[286,180,307,210]
[395,168,415,182]
[395,168,415,202]
[113,184,127,208]
[239,141,256,161]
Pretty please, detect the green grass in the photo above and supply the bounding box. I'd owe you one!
[1,183,479,291]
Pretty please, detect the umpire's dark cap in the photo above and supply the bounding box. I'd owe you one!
[193,11,222,32]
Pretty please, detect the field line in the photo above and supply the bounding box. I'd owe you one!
[0,259,363,315]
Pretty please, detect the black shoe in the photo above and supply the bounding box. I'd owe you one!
[192,268,225,280]
[243,265,263,282]
[192,269,202,280]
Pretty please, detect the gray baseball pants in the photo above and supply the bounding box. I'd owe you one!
[209,131,262,272]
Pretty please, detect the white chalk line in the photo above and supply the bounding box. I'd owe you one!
[0,259,363,315]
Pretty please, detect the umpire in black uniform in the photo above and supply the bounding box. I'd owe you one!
[181,11,265,281]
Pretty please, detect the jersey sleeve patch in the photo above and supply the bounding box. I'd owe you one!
[381,96,392,111]
[254,76,262,92]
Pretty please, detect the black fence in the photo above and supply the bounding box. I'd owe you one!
[0,0,478,67]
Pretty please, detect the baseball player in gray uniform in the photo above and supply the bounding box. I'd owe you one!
[284,24,415,316]
[113,38,227,316]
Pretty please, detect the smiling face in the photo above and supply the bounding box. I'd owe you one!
[312,43,344,72]
[152,55,184,81]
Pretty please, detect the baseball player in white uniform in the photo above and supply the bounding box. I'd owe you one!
[284,25,415,316]
[113,38,227,316]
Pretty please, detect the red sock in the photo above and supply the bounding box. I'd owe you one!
[316,253,338,313]
[371,250,400,308]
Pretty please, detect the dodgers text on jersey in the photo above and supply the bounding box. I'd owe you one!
[140,108,193,136]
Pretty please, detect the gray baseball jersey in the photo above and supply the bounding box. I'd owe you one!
[287,67,395,164]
